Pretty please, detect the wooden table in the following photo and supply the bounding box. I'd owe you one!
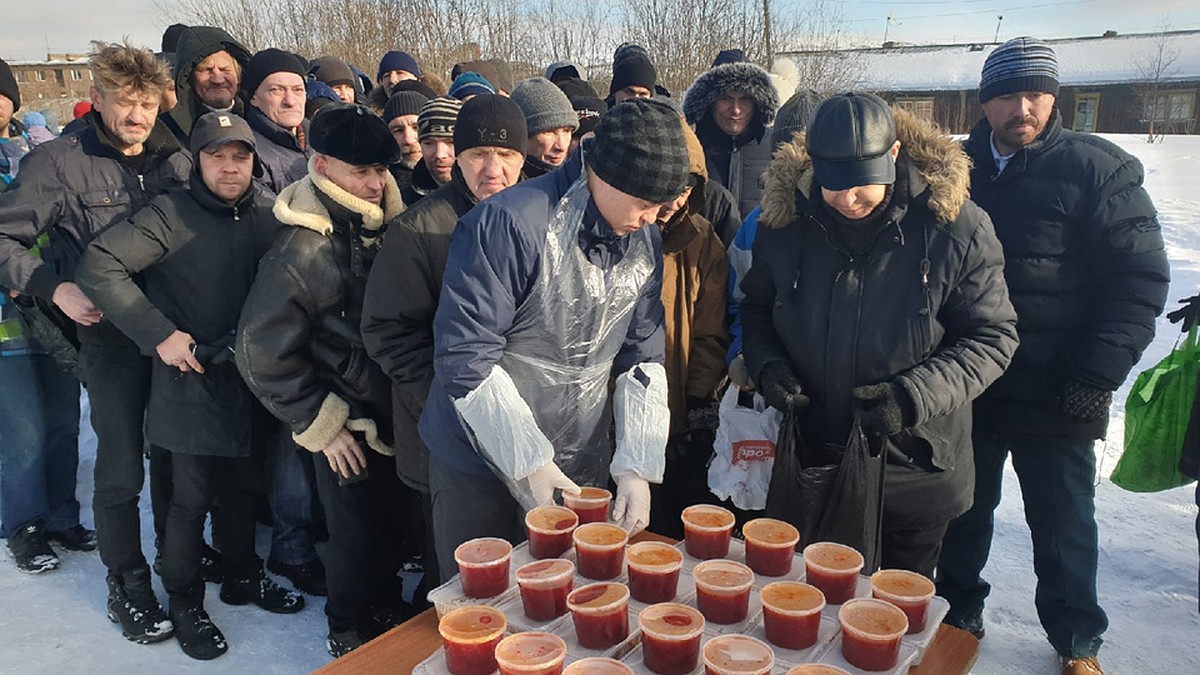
[315,533,979,675]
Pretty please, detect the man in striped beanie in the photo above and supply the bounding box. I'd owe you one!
[936,37,1169,675]
[402,96,462,205]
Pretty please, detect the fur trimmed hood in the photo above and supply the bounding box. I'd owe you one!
[273,156,404,234]
[682,62,780,129]
[759,106,970,229]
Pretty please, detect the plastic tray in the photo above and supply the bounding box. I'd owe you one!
[620,632,796,675]
[550,604,642,661]
[747,613,840,667]
[493,590,572,634]
[816,635,919,675]
[818,575,873,617]
[427,570,519,619]
[901,595,950,666]
[412,645,577,674]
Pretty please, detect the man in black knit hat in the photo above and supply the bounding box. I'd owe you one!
[243,48,310,198]
[382,90,430,191]
[237,104,411,657]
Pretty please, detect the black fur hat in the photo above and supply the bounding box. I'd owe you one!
[309,104,400,166]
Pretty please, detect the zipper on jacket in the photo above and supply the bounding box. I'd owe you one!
[232,206,240,221]
[137,174,145,191]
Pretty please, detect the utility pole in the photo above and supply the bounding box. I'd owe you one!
[994,15,1004,43]
[763,0,774,70]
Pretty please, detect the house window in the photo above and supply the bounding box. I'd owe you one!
[71,69,83,81]
[1074,93,1100,133]
[895,97,935,122]
[14,70,26,83]
[1145,90,1196,123]
[34,70,45,82]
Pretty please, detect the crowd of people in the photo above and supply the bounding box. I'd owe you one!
[0,25,1177,675]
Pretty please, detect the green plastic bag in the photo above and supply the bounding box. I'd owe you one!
[1111,327,1200,492]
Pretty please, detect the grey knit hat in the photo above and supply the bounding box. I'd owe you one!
[772,89,820,152]
[511,77,579,136]
[583,98,690,204]
[980,37,1059,103]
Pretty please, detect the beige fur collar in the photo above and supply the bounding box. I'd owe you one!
[759,106,970,229]
[272,156,404,235]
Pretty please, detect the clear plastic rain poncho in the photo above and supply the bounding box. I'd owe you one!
[453,168,667,507]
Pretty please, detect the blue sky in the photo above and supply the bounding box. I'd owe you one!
[5,0,1200,61]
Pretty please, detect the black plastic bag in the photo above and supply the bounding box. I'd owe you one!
[12,294,82,379]
[765,411,886,574]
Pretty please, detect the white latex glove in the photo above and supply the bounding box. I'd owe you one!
[612,473,651,535]
[526,462,582,508]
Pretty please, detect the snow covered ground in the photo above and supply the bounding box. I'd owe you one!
[2,134,1199,675]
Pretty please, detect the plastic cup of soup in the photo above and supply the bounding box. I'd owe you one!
[566,582,630,650]
[626,541,684,604]
[838,598,909,671]
[516,559,576,622]
[495,631,569,675]
[692,559,755,625]
[802,542,864,605]
[438,605,507,675]
[760,581,826,650]
[526,505,579,559]
[870,569,936,634]
[701,634,776,675]
[785,666,851,675]
[563,487,613,525]
[455,537,513,599]
[681,505,736,560]
[742,518,800,577]
[638,603,705,675]
[562,658,636,675]
[573,523,628,581]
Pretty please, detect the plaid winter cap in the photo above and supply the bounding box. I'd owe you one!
[584,98,690,204]
[980,37,1059,103]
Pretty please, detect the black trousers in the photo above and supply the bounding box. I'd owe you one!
[312,449,406,633]
[429,456,526,583]
[81,338,155,576]
[880,520,950,578]
[161,452,259,609]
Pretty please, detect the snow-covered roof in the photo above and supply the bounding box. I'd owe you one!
[782,31,1200,92]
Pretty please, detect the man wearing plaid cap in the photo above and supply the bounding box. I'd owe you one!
[419,99,691,580]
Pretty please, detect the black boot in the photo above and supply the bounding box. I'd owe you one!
[7,523,59,573]
[267,557,328,596]
[45,524,98,552]
[170,605,228,660]
[106,567,174,644]
[220,567,305,614]
[326,628,365,658]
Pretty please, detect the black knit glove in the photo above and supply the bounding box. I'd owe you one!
[1059,380,1113,421]
[851,383,915,437]
[758,361,810,414]
[1167,294,1200,332]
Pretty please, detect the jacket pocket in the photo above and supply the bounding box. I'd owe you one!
[146,362,251,455]
[77,189,132,238]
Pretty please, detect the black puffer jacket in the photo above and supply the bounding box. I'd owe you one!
[78,173,278,456]
[246,105,309,198]
[362,168,478,491]
[741,108,1019,529]
[965,111,1170,440]
[237,165,404,458]
[161,26,252,145]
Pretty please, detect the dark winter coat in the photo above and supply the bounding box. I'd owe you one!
[246,105,309,199]
[400,159,442,207]
[77,173,278,456]
[683,62,780,221]
[237,166,404,458]
[741,108,1019,529]
[0,113,191,345]
[418,150,666,480]
[161,26,252,145]
[965,111,1170,440]
[362,168,478,491]
[702,179,741,247]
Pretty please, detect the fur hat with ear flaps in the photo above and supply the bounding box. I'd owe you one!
[757,106,971,230]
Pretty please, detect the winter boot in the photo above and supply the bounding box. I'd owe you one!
[45,524,98,552]
[106,568,174,644]
[199,543,223,583]
[220,567,305,614]
[361,602,415,640]
[267,557,328,596]
[6,523,60,573]
[170,605,228,660]
[326,628,365,658]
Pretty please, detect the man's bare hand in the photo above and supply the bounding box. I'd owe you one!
[156,330,204,374]
[323,429,366,480]
[52,282,103,325]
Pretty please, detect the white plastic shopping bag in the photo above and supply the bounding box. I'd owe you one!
[708,385,783,510]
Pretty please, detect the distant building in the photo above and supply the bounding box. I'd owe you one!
[781,31,1200,135]
[6,54,91,128]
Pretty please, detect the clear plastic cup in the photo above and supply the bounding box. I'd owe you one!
[563,658,636,674]
[638,602,705,675]
[626,541,683,604]
[516,559,576,622]
[681,505,736,560]
[566,582,630,650]
[495,631,569,675]
[838,598,909,671]
[785,666,852,675]
[760,581,826,650]
[454,537,513,599]
[742,518,800,577]
[870,568,936,634]
[573,523,628,580]
[692,559,755,625]
[526,505,579,559]
[563,487,613,525]
[803,541,864,605]
[438,605,507,675]
[701,634,775,675]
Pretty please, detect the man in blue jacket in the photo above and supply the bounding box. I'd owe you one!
[421,99,691,580]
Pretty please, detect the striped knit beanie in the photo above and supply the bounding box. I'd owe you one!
[979,37,1059,103]
[418,96,462,140]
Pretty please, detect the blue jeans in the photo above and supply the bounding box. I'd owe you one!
[937,430,1109,658]
[0,354,82,538]
[267,432,318,566]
